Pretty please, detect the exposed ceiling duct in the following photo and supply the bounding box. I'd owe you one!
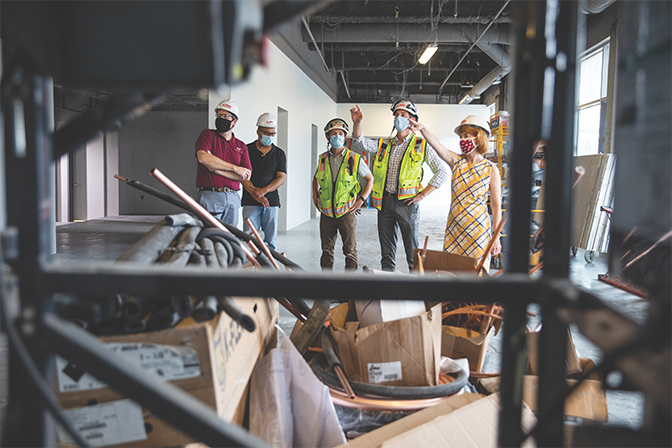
[300,0,514,102]
[580,0,617,14]
[459,66,507,104]
[459,27,512,104]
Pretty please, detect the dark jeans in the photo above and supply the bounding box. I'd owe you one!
[378,192,420,271]
[320,212,358,270]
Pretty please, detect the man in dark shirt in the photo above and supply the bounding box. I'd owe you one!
[195,100,251,226]
[241,113,287,250]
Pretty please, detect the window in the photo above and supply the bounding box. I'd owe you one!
[575,40,610,156]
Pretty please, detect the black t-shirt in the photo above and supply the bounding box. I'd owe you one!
[241,141,287,207]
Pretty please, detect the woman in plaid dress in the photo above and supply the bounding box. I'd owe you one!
[410,116,502,268]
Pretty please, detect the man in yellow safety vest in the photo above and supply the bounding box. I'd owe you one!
[350,100,449,272]
[313,118,374,270]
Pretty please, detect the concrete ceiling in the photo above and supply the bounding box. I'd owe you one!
[52,0,515,114]
[304,0,513,104]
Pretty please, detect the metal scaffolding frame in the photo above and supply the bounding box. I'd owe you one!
[1,1,668,447]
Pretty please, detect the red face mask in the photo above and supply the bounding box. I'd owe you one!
[459,137,476,154]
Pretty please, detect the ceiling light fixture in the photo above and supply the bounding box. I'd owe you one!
[418,45,438,65]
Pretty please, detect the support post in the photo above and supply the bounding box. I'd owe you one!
[499,2,547,446]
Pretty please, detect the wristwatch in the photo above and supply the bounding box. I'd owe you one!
[358,195,368,202]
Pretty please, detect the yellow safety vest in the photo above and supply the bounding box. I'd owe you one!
[316,148,362,218]
[370,135,427,210]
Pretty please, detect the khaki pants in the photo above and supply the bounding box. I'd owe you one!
[320,212,358,270]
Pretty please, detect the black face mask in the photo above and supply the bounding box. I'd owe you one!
[215,117,233,133]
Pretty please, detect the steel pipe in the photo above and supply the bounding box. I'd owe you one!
[42,263,540,302]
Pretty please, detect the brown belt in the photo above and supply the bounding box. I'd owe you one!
[198,186,236,193]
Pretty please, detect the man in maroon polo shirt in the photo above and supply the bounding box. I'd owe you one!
[195,100,252,226]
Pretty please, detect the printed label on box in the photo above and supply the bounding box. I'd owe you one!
[57,343,201,392]
[56,399,147,446]
[367,361,402,384]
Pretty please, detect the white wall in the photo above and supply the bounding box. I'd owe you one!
[336,103,489,213]
[210,41,337,231]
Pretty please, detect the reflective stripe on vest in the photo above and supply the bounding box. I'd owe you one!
[316,148,362,218]
[370,135,426,210]
[370,139,387,209]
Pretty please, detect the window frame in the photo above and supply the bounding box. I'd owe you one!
[574,38,610,156]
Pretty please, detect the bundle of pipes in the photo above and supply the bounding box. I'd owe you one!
[81,213,256,336]
[441,301,504,335]
[110,170,320,352]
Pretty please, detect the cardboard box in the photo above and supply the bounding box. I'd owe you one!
[479,371,608,422]
[441,326,494,373]
[379,393,536,448]
[56,297,278,447]
[354,299,426,328]
[337,393,484,448]
[526,324,582,375]
[413,248,479,273]
[329,302,442,387]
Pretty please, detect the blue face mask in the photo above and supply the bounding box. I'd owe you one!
[394,116,409,133]
[330,134,345,149]
[260,135,274,147]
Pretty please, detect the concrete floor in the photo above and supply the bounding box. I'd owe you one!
[1,204,648,436]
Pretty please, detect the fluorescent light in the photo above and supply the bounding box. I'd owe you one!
[418,45,438,65]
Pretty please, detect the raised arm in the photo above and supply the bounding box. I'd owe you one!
[408,119,459,169]
[350,104,363,139]
[349,105,380,154]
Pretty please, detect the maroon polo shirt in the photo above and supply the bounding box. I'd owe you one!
[195,129,252,191]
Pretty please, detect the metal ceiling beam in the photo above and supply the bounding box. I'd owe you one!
[303,23,511,45]
[334,66,481,72]
[310,15,513,24]
[309,43,483,53]
[347,81,460,86]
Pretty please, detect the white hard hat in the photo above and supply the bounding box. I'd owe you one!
[454,115,491,137]
[215,100,239,119]
[256,112,277,128]
[391,99,419,120]
[324,118,349,136]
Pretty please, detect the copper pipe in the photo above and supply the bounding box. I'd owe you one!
[275,297,307,322]
[247,241,260,255]
[329,388,451,411]
[245,217,281,270]
[470,371,501,379]
[480,302,497,333]
[114,174,127,182]
[476,212,508,273]
[150,168,261,268]
[334,365,356,399]
[528,261,544,275]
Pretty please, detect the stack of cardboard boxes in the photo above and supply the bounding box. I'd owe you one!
[55,297,278,447]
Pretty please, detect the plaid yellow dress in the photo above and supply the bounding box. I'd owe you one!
[444,156,493,260]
